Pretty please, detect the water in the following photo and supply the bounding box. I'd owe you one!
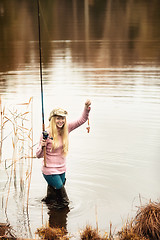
[0,0,160,238]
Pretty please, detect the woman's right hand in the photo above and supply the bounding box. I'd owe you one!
[41,139,47,148]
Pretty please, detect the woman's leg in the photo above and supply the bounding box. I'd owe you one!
[43,172,69,208]
[43,174,64,189]
[60,172,66,185]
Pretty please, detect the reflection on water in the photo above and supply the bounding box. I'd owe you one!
[0,0,160,238]
[48,206,70,230]
[0,0,160,73]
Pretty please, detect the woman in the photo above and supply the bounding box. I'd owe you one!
[36,99,91,208]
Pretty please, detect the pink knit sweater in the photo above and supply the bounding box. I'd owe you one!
[36,107,90,175]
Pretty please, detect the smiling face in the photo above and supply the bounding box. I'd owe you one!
[55,116,66,129]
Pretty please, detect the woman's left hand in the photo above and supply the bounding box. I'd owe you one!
[85,99,91,110]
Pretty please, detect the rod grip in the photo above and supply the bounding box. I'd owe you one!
[43,146,47,167]
[42,123,47,167]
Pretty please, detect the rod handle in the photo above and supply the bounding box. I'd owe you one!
[42,123,47,167]
[43,146,47,167]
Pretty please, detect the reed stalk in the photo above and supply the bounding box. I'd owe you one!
[0,96,2,163]
[27,97,33,210]
[19,119,24,193]
[95,205,99,232]
[42,202,44,226]
[0,97,5,164]
[13,116,18,190]
[5,148,14,210]
[3,97,34,213]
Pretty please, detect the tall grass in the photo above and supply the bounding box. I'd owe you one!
[0,97,34,212]
[0,97,5,163]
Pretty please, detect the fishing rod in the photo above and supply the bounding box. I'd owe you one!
[37,0,47,167]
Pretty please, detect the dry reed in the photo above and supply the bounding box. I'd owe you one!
[0,223,16,238]
[118,200,160,240]
[0,96,5,163]
[0,223,8,236]
[118,220,149,240]
[36,225,70,240]
[0,96,2,163]
[134,201,160,240]
[0,97,34,212]
[80,225,109,240]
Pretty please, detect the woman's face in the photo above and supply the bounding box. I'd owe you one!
[55,116,66,129]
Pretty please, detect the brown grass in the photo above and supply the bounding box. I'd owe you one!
[0,223,16,238]
[118,221,149,240]
[80,225,109,240]
[134,201,160,240]
[36,225,70,240]
[0,223,8,236]
[118,200,160,240]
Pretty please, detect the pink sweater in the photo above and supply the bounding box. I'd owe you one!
[36,107,90,175]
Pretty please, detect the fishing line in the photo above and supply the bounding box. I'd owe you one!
[38,2,51,40]
[37,0,46,166]
[37,0,44,126]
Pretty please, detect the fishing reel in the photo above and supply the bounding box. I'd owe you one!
[43,131,49,140]
[42,131,53,140]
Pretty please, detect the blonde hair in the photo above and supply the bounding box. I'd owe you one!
[49,116,69,156]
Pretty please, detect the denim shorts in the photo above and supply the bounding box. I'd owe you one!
[43,172,66,189]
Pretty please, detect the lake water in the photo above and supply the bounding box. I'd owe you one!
[0,0,160,239]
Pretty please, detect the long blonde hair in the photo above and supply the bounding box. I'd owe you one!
[49,116,69,156]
